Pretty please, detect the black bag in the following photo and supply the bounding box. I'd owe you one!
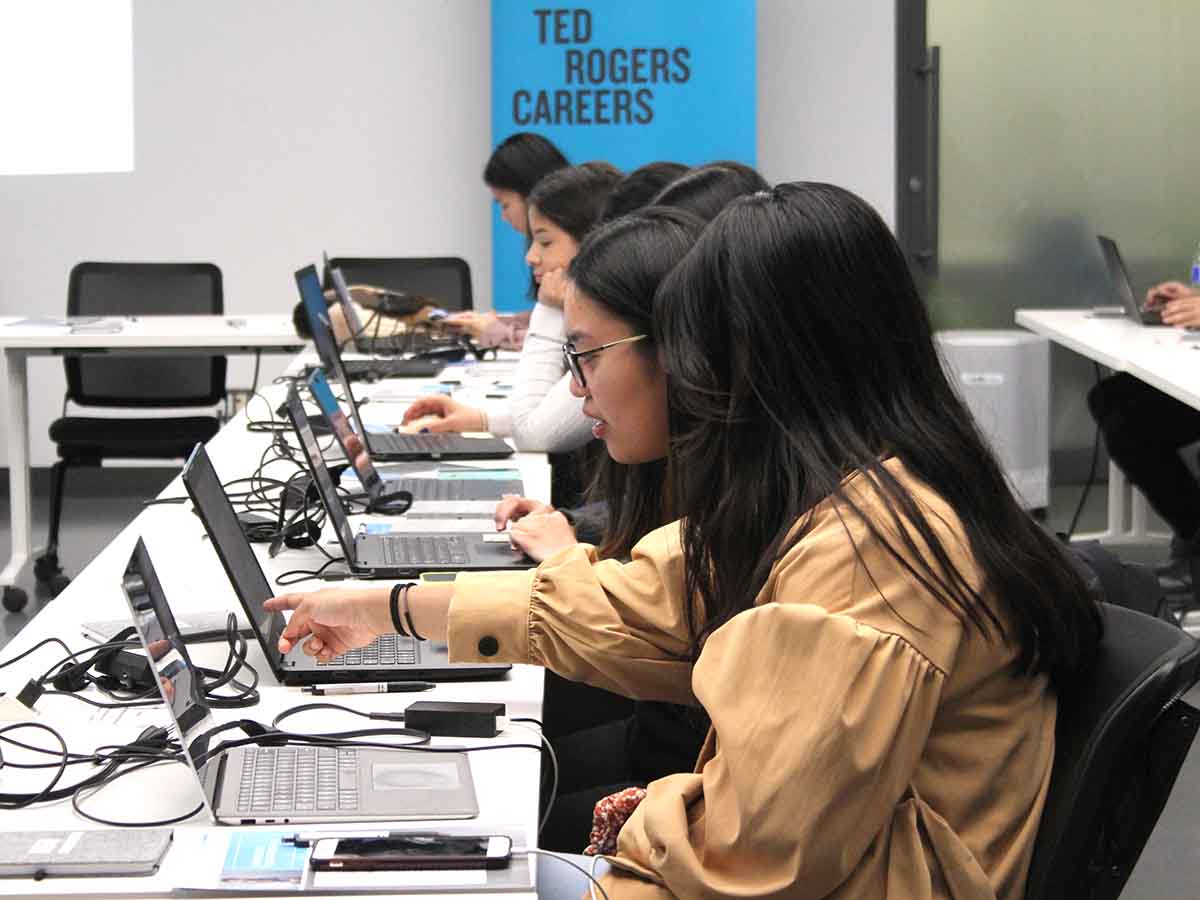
[1067,540,1168,620]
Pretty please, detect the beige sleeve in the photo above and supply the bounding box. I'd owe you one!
[608,601,952,898]
[447,523,697,705]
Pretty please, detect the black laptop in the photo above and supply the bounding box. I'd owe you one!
[179,442,511,684]
[1096,236,1165,326]
[295,263,447,379]
[283,385,531,579]
[306,368,522,514]
[296,264,514,462]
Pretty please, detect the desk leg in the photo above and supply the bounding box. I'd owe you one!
[1074,461,1170,545]
[1,350,31,605]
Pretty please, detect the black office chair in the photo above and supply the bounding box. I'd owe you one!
[1024,604,1200,900]
[324,257,473,311]
[35,262,227,597]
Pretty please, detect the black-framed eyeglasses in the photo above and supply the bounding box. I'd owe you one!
[561,334,649,388]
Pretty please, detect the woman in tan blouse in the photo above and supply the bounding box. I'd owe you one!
[267,183,1102,899]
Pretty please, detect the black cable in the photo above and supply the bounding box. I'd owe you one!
[250,349,262,392]
[1063,361,1105,541]
[0,723,69,808]
[71,758,204,827]
[275,556,349,585]
[0,636,73,672]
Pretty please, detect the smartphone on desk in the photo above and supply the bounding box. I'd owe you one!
[309,833,512,871]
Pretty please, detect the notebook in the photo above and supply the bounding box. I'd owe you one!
[1096,236,1165,326]
[179,442,511,685]
[295,264,514,461]
[306,368,521,515]
[120,536,480,823]
[283,386,531,580]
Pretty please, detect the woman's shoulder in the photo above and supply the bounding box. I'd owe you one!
[766,459,983,672]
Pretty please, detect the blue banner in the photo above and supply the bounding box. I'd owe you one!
[490,1,756,311]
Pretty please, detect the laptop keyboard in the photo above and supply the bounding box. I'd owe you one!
[316,632,418,667]
[394,479,471,501]
[379,534,470,567]
[236,745,359,813]
[370,433,458,454]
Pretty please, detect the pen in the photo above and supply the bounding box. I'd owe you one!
[303,681,435,696]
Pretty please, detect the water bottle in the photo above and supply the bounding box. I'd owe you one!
[1192,241,1200,290]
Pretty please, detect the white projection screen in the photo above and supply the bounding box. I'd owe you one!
[0,0,134,175]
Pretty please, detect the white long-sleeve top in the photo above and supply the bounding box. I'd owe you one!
[483,303,595,452]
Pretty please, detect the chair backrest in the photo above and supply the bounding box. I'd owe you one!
[1025,604,1200,900]
[66,262,226,408]
[324,256,473,311]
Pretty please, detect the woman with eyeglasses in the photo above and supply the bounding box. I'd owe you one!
[268,183,1101,899]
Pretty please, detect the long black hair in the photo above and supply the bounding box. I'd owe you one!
[600,161,689,222]
[483,132,568,195]
[656,182,1101,687]
[526,162,623,244]
[652,161,769,222]
[567,206,706,558]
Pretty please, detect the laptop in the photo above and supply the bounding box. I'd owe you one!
[297,266,515,463]
[179,442,512,684]
[1096,236,1165,326]
[120,536,480,824]
[327,261,409,356]
[283,386,531,580]
[294,263,447,380]
[306,368,522,515]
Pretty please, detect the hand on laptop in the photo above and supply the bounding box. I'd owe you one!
[1159,291,1200,329]
[266,587,392,661]
[1145,281,1192,310]
[400,395,487,433]
[494,495,578,562]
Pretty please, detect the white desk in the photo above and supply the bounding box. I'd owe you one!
[0,315,305,612]
[1015,309,1200,543]
[0,372,549,898]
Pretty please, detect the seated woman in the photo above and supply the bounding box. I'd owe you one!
[402,162,622,454]
[443,131,570,350]
[1090,280,1200,590]
[267,183,1102,899]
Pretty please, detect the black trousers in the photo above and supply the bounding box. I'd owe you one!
[1088,373,1200,542]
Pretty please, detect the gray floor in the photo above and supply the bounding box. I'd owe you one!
[0,473,1197,895]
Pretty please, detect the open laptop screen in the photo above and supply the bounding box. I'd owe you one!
[329,265,366,338]
[180,444,287,664]
[307,369,382,498]
[284,385,358,561]
[294,264,343,369]
[120,537,218,811]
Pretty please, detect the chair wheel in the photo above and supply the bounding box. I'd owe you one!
[2,586,28,613]
[33,553,62,582]
[46,575,72,597]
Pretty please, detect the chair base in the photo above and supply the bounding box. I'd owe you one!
[1,586,28,613]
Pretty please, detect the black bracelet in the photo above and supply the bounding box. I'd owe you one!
[389,583,410,637]
[400,584,425,641]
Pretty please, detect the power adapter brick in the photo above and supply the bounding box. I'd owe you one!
[404,701,506,737]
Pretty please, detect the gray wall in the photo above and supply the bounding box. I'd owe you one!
[0,0,895,467]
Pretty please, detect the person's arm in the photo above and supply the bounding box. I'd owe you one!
[505,303,594,452]
[448,523,697,704]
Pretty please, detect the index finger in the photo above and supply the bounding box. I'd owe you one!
[264,593,304,613]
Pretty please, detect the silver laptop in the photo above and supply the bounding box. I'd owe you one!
[1096,236,1165,325]
[306,367,522,515]
[179,442,511,685]
[120,536,479,824]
